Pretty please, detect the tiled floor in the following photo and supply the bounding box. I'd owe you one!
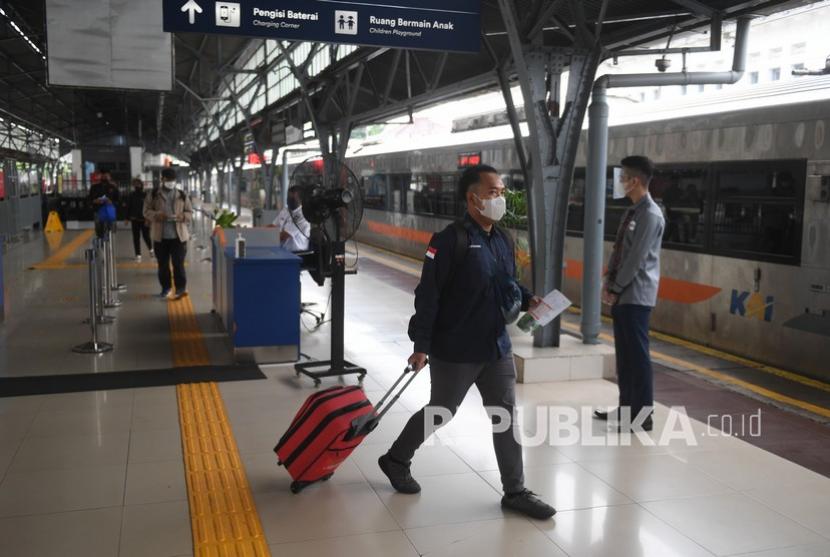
[0,230,829,556]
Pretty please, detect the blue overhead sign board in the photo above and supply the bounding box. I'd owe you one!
[163,0,481,53]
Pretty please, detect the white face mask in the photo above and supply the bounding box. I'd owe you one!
[162,180,175,190]
[473,193,507,222]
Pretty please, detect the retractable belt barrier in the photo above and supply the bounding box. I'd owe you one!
[102,233,121,309]
[107,229,126,292]
[72,247,113,354]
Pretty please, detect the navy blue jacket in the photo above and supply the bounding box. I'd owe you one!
[408,213,533,363]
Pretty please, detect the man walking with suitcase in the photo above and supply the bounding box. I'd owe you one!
[379,165,556,520]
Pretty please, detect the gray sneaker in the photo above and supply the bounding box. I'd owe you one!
[501,489,556,519]
[378,453,421,494]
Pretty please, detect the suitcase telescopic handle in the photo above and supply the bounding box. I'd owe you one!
[353,361,426,437]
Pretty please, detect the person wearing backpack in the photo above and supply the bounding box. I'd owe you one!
[378,164,556,520]
[88,171,120,238]
[143,168,192,299]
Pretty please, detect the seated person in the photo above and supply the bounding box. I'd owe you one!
[273,186,311,252]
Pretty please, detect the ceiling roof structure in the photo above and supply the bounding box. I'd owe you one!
[0,0,817,160]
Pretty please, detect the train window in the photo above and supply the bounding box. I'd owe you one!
[567,169,586,234]
[364,174,388,210]
[388,173,410,213]
[412,173,459,218]
[711,161,803,262]
[439,174,461,218]
[568,167,622,237]
[651,167,707,248]
[411,174,432,214]
[503,171,525,191]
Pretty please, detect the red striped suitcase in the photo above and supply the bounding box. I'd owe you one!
[275,365,420,493]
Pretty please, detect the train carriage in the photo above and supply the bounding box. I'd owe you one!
[343,99,830,380]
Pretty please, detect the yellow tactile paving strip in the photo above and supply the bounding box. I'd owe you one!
[30,229,94,269]
[168,295,213,367]
[168,295,271,557]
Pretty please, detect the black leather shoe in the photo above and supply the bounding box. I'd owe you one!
[593,408,618,421]
[501,489,556,520]
[378,453,421,494]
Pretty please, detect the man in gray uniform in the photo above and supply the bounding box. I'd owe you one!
[594,156,665,431]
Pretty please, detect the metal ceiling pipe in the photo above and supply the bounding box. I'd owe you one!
[581,16,752,345]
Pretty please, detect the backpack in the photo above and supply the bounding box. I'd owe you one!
[97,201,117,223]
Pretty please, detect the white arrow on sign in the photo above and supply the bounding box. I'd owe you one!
[180,0,203,24]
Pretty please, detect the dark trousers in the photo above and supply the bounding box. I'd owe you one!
[94,216,113,239]
[154,238,187,292]
[389,354,524,494]
[131,221,151,256]
[611,304,654,420]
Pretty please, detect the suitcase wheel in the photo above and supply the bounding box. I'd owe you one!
[290,480,311,494]
[290,474,334,493]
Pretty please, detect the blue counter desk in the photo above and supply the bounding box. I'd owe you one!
[213,239,301,363]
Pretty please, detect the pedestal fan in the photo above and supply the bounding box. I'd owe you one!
[290,155,366,386]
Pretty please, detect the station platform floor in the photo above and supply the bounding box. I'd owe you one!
[1,222,830,557]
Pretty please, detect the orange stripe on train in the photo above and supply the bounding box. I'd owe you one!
[364,219,721,304]
[560,260,721,303]
[366,220,434,245]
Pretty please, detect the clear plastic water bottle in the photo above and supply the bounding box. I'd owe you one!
[235,232,246,258]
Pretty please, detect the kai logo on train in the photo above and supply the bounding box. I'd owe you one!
[730,290,774,322]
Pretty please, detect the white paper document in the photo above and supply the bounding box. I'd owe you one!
[517,290,573,333]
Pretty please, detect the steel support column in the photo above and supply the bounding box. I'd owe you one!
[499,0,601,347]
[581,85,608,345]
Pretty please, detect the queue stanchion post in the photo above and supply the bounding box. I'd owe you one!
[108,228,126,292]
[73,247,113,354]
[98,236,116,318]
[105,230,123,307]
[101,234,121,311]
[84,238,115,324]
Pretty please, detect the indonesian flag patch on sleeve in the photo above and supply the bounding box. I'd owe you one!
[425,246,437,260]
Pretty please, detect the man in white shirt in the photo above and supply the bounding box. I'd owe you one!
[273,186,311,252]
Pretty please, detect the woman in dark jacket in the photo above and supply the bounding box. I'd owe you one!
[127,178,153,260]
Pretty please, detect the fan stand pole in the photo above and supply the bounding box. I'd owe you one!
[294,239,367,387]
